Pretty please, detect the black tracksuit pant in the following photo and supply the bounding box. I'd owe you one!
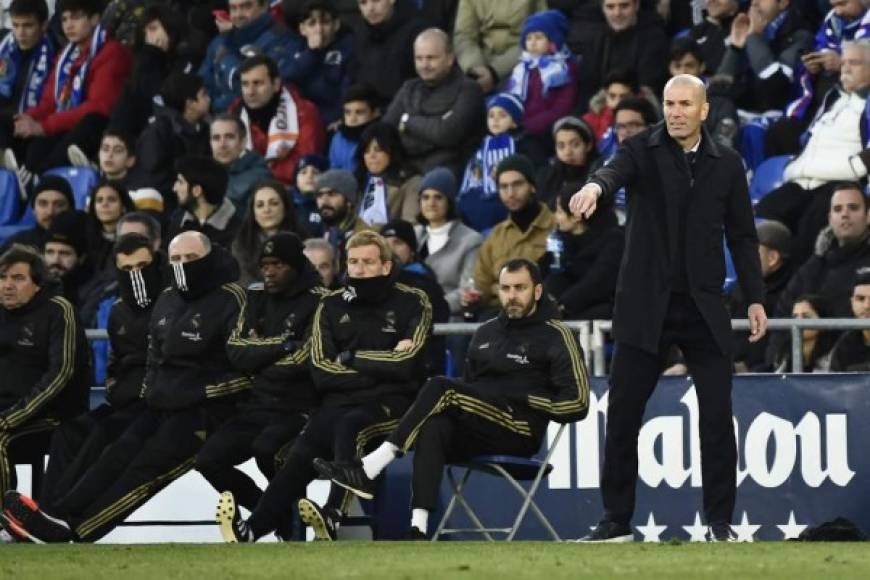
[386,377,544,511]
[602,293,736,527]
[0,418,58,503]
[247,398,407,539]
[48,402,234,542]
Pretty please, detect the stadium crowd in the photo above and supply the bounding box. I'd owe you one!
[0,0,869,543]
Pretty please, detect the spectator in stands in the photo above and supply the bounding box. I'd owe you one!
[755,40,870,264]
[199,0,302,112]
[329,83,380,172]
[352,0,425,106]
[197,233,322,539]
[469,154,554,313]
[354,122,420,226]
[303,237,338,289]
[1,0,133,180]
[2,231,247,543]
[383,28,485,177]
[769,294,837,371]
[126,71,212,214]
[230,55,326,187]
[210,115,272,214]
[775,183,870,320]
[536,117,598,204]
[43,210,91,306]
[457,92,523,232]
[96,129,135,186]
[101,0,151,46]
[685,0,740,72]
[292,153,327,237]
[414,166,481,318]
[507,9,578,161]
[36,233,165,524]
[84,180,135,274]
[716,0,813,112]
[232,180,307,287]
[453,0,546,95]
[284,0,354,127]
[542,186,623,320]
[217,230,432,543]
[575,0,670,111]
[582,69,639,145]
[116,210,162,253]
[0,245,90,510]
[314,258,588,540]
[315,168,371,265]
[829,268,870,370]
[0,175,74,254]
[168,155,240,249]
[106,3,189,140]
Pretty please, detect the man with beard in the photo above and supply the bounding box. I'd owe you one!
[2,234,167,536]
[2,231,249,543]
[195,233,324,539]
[315,169,371,268]
[41,210,91,306]
[315,258,589,539]
[0,175,74,255]
[167,155,241,249]
[216,231,431,543]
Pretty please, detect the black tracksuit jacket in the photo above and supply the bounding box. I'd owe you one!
[104,298,154,410]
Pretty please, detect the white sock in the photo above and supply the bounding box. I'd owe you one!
[361,441,399,480]
[411,508,429,532]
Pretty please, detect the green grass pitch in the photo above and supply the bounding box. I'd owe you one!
[3,542,870,579]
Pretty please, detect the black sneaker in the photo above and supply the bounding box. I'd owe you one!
[576,520,634,543]
[2,491,71,543]
[216,491,253,543]
[313,457,376,500]
[404,526,428,541]
[298,498,338,541]
[706,523,737,543]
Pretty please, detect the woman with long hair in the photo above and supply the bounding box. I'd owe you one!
[86,179,136,273]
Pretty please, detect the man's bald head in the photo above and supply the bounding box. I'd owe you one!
[663,74,709,148]
[414,28,454,84]
[168,231,212,264]
[664,74,707,103]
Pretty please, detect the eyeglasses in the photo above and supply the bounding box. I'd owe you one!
[615,121,646,131]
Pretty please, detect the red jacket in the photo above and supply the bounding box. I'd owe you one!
[26,37,132,136]
[523,60,579,137]
[582,106,614,143]
[230,85,325,185]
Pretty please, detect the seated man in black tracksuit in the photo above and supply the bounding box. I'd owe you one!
[315,258,590,539]
[194,233,324,538]
[32,233,167,519]
[0,245,90,516]
[3,231,250,543]
[216,230,432,543]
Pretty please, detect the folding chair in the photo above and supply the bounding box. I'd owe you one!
[433,423,566,542]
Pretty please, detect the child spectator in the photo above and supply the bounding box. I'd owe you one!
[536,116,598,204]
[353,122,420,226]
[582,69,637,144]
[328,83,380,172]
[291,153,328,237]
[97,129,136,184]
[457,92,523,232]
[507,9,577,162]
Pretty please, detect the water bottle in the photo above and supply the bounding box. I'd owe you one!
[547,231,564,274]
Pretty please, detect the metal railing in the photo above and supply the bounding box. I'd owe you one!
[86,318,870,377]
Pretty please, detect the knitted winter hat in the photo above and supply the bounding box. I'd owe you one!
[486,93,525,127]
[418,167,458,201]
[521,9,569,52]
[495,154,536,186]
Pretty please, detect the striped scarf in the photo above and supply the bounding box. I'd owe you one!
[508,47,571,101]
[54,23,108,111]
[0,33,53,112]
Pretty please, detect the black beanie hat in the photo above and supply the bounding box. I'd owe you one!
[380,219,417,254]
[45,210,88,256]
[175,156,229,206]
[31,175,75,209]
[495,154,537,187]
[259,232,307,273]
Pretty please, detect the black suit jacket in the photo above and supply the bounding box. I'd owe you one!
[587,122,764,355]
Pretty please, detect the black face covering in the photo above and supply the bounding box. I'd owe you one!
[342,274,392,304]
[117,260,163,310]
[171,251,220,300]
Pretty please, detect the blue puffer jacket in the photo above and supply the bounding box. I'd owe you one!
[199,12,304,112]
[283,31,354,126]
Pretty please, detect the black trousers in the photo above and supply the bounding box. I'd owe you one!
[40,403,143,512]
[49,402,234,542]
[0,417,58,504]
[602,293,736,526]
[0,112,107,174]
[195,406,308,512]
[387,377,543,511]
[247,399,407,539]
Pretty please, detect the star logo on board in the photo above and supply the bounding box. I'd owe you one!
[776,511,807,540]
[636,513,667,542]
[682,512,708,542]
[732,511,761,542]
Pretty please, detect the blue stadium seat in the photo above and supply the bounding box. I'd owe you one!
[44,166,99,210]
[749,155,791,204]
[0,169,22,225]
[0,203,35,246]
[724,243,737,295]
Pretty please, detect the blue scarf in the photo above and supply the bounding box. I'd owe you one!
[54,23,108,111]
[0,33,54,112]
[508,47,571,101]
[459,134,516,200]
